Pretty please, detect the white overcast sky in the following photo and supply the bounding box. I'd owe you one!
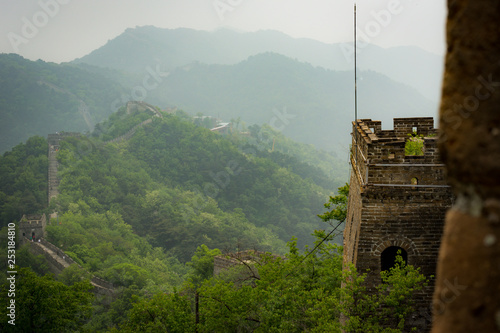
[0,0,447,64]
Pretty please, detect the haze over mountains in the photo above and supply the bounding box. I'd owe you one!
[0,54,123,153]
[1,26,443,154]
[73,27,444,152]
[141,52,434,152]
[74,27,443,102]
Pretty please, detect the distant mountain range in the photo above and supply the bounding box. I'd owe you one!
[73,26,444,103]
[141,52,434,152]
[0,27,442,154]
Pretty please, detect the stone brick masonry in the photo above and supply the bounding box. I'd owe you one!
[344,118,453,331]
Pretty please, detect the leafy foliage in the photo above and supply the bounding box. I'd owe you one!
[198,238,343,332]
[341,254,429,332]
[151,239,426,332]
[46,209,188,291]
[0,136,48,229]
[92,106,153,141]
[0,103,428,331]
[231,123,348,192]
[0,54,124,153]
[405,132,424,156]
[119,292,195,333]
[318,183,349,225]
[186,244,222,287]
[0,267,93,332]
[53,111,333,259]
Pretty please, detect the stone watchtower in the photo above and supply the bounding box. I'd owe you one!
[18,214,47,245]
[343,118,453,324]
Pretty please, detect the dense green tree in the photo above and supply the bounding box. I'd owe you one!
[119,292,195,333]
[197,237,343,332]
[14,245,50,277]
[57,263,92,286]
[341,254,429,332]
[82,285,144,332]
[0,267,93,332]
[0,54,124,153]
[233,123,348,191]
[0,136,48,229]
[51,111,329,257]
[45,209,188,292]
[0,105,355,331]
[195,243,428,332]
[186,244,222,287]
[318,183,349,225]
[103,263,149,289]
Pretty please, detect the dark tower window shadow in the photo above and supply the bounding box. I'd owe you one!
[381,246,408,272]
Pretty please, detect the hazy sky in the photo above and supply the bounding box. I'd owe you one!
[0,0,447,63]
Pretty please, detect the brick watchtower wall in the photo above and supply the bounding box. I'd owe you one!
[47,134,60,205]
[343,118,453,331]
[47,132,80,206]
[18,214,46,243]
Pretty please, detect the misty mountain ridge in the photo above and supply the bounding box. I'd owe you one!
[0,53,123,153]
[72,26,444,103]
[135,52,435,152]
[0,48,435,155]
[0,27,439,154]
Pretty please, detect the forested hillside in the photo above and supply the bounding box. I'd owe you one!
[0,136,48,228]
[0,106,348,330]
[1,48,435,155]
[143,52,434,152]
[0,20,441,333]
[0,85,429,333]
[0,54,124,153]
[52,108,340,261]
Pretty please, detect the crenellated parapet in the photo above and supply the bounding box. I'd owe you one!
[351,118,446,190]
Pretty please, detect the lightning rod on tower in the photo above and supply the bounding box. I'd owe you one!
[354,2,357,122]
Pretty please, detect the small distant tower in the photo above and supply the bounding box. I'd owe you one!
[18,214,47,245]
[344,117,453,329]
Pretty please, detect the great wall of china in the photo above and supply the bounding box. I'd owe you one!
[20,101,163,296]
[18,213,114,296]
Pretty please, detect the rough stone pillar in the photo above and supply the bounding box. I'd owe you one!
[433,1,500,332]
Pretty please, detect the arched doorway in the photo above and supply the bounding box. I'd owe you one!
[381,246,408,272]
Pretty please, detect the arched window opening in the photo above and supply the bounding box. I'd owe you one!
[381,246,408,272]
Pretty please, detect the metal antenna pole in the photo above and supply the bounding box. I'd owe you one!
[354,2,357,122]
[353,2,359,171]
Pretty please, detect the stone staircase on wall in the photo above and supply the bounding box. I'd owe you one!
[126,100,162,118]
[27,238,114,296]
[47,132,80,207]
[106,118,153,144]
[106,101,162,144]
[39,133,116,295]
[48,143,59,205]
[37,101,163,295]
